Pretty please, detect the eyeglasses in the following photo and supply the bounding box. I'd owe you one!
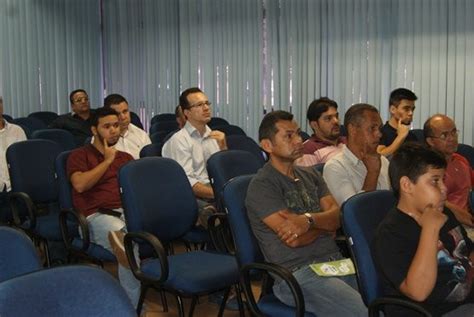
[73,97,89,103]
[188,101,212,109]
[428,129,459,141]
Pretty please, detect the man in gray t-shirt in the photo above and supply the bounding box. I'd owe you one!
[245,110,366,317]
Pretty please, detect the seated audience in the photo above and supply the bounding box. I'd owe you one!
[324,103,390,206]
[424,114,474,230]
[103,94,151,159]
[377,88,418,157]
[162,87,226,226]
[374,142,474,316]
[67,107,139,305]
[246,110,366,316]
[295,97,346,167]
[49,89,95,146]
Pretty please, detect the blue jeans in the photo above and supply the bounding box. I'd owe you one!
[273,253,367,316]
[86,212,141,307]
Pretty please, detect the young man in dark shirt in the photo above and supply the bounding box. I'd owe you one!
[374,143,474,316]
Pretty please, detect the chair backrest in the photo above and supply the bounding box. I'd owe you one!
[150,113,176,126]
[149,120,179,135]
[0,226,42,282]
[341,190,397,306]
[223,175,264,267]
[208,117,230,128]
[119,157,198,242]
[207,150,264,209]
[31,128,76,151]
[411,129,425,142]
[28,111,58,126]
[299,131,310,142]
[0,265,135,316]
[456,143,474,168]
[213,124,246,136]
[12,117,47,134]
[226,135,266,165]
[313,163,324,174]
[55,151,74,210]
[130,111,144,130]
[139,143,163,158]
[2,114,14,123]
[7,140,61,203]
[150,130,170,144]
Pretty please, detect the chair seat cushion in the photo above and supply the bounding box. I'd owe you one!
[181,226,210,244]
[71,238,117,262]
[141,251,239,293]
[258,294,316,317]
[23,213,74,241]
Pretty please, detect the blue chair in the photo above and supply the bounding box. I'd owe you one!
[150,130,171,144]
[469,190,474,211]
[149,120,178,135]
[28,111,58,126]
[226,135,266,165]
[119,157,243,316]
[150,113,176,126]
[342,190,431,316]
[411,129,425,143]
[456,143,474,168]
[139,143,163,158]
[6,140,66,266]
[2,114,13,122]
[0,226,42,282]
[31,128,76,151]
[213,124,246,136]
[130,111,144,130]
[209,117,230,128]
[223,175,315,317]
[55,151,116,266]
[12,117,46,135]
[299,131,310,142]
[0,265,136,316]
[313,163,324,174]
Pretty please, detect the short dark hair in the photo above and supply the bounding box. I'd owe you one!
[258,110,294,141]
[179,87,203,110]
[69,89,87,104]
[343,103,379,132]
[389,142,446,199]
[306,97,338,122]
[104,94,128,108]
[90,107,119,127]
[389,88,418,107]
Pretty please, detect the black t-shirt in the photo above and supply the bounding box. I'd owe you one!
[380,121,418,147]
[49,110,95,146]
[373,207,474,316]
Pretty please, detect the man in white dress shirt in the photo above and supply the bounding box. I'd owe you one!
[103,94,150,159]
[323,103,390,206]
[162,87,227,225]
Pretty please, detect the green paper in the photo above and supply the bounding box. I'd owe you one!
[310,258,356,277]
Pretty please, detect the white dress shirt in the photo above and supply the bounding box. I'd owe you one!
[114,123,151,160]
[323,145,390,206]
[0,120,27,191]
[162,121,220,187]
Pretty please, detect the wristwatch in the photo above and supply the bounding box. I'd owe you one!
[304,212,315,229]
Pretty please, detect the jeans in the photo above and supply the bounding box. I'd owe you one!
[273,253,367,316]
[86,212,141,307]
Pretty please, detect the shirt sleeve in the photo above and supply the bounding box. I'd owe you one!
[323,159,358,206]
[246,175,288,220]
[162,134,200,187]
[66,148,88,178]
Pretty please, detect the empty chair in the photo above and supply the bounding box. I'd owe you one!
[0,226,42,282]
[150,113,176,126]
[226,135,266,164]
[12,117,46,135]
[130,111,144,130]
[342,190,430,316]
[119,157,243,316]
[456,143,474,168]
[213,124,246,136]
[0,265,135,316]
[139,143,163,158]
[223,175,315,317]
[208,117,230,128]
[28,111,58,126]
[31,129,76,151]
[150,130,170,144]
[149,120,178,135]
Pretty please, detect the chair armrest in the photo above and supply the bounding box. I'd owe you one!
[208,212,235,253]
[241,262,306,317]
[124,231,169,284]
[369,296,432,317]
[59,209,90,252]
[8,192,36,229]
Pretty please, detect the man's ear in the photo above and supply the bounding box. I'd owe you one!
[425,137,434,147]
[309,120,319,134]
[91,126,98,136]
[389,104,397,116]
[260,139,273,154]
[399,176,413,195]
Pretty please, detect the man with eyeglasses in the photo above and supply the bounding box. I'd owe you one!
[424,114,474,232]
[162,87,227,226]
[49,89,95,146]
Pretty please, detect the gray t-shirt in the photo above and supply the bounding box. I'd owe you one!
[245,163,340,271]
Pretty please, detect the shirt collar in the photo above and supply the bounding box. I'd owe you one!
[184,121,211,138]
[342,144,363,166]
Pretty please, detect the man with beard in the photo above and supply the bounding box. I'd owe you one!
[296,97,346,167]
[324,104,390,206]
[377,88,418,157]
[424,114,474,233]
[246,110,366,316]
[67,107,139,305]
